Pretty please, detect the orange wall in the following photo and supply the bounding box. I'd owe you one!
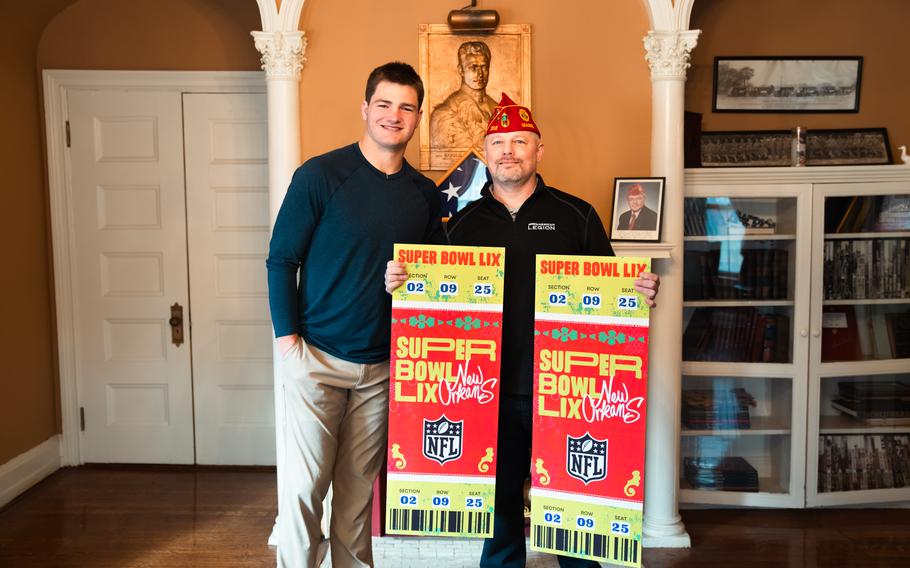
[38,0,261,71]
[0,0,259,466]
[0,0,76,466]
[297,1,653,222]
[687,0,910,162]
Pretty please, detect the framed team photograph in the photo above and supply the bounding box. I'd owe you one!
[713,56,863,113]
[609,177,665,242]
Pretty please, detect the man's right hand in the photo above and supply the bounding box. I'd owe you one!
[385,260,408,294]
[276,334,299,358]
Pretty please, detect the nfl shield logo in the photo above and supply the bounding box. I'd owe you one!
[423,415,463,465]
[566,433,608,484]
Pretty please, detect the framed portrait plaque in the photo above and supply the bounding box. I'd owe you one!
[609,177,665,242]
[418,23,531,170]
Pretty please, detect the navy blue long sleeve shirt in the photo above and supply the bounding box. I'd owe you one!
[266,143,445,364]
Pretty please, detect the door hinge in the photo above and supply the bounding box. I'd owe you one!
[80,406,85,431]
[65,121,71,148]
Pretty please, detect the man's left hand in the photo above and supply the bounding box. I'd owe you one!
[385,260,408,294]
[634,271,660,308]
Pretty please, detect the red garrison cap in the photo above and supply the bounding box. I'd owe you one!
[484,92,540,137]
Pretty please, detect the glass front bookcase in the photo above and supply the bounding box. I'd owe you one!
[681,185,810,507]
[808,182,910,506]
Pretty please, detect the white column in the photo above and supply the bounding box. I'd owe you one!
[641,29,699,548]
[252,29,306,547]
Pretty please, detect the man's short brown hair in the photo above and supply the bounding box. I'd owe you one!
[364,62,425,109]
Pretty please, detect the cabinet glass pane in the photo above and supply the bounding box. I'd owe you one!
[817,373,910,494]
[683,196,797,364]
[680,375,792,495]
[822,194,910,362]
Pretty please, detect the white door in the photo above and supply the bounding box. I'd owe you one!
[67,90,195,463]
[182,93,275,465]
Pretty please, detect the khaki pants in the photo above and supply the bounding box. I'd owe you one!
[277,338,390,568]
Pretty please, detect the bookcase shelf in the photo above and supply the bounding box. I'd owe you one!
[682,415,791,436]
[824,231,910,240]
[685,234,797,242]
[819,414,910,435]
[684,300,795,308]
[683,166,910,509]
[823,298,910,306]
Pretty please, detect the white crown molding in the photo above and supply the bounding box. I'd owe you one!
[685,164,910,185]
[251,31,307,80]
[0,436,60,508]
[643,30,700,81]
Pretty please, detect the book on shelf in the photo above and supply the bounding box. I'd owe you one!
[821,306,862,362]
[886,313,910,359]
[817,434,910,493]
[682,388,756,430]
[683,307,790,363]
[823,238,910,300]
[874,195,910,231]
[829,380,910,426]
[684,456,760,492]
[683,247,790,301]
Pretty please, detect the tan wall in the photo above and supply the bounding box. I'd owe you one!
[0,0,259,466]
[687,0,910,162]
[297,1,653,222]
[0,0,77,465]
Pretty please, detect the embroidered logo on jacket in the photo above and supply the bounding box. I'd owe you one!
[527,223,556,231]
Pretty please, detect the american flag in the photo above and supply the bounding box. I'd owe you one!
[437,150,489,218]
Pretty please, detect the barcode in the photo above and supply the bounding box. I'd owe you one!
[387,508,492,536]
[533,525,639,565]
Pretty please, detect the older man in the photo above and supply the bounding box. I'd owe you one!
[616,183,658,231]
[387,94,660,568]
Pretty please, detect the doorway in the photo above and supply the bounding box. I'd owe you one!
[46,71,272,465]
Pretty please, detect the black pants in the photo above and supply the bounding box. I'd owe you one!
[480,394,599,568]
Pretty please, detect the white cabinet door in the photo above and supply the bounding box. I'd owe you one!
[182,93,275,465]
[68,89,194,463]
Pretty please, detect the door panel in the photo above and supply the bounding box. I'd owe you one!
[182,93,274,465]
[68,90,194,463]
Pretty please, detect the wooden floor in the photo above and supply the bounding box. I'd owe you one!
[1,466,909,567]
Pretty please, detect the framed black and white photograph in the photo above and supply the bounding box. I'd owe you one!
[713,56,863,113]
[806,128,892,166]
[700,130,793,167]
[609,177,665,242]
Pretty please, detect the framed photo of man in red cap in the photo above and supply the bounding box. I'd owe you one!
[610,177,665,242]
[418,23,531,170]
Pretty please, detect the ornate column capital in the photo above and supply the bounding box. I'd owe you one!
[643,30,700,81]
[251,31,307,80]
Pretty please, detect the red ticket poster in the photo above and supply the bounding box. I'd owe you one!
[530,255,651,566]
[386,244,505,537]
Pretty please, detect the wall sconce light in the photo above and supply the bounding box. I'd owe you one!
[447,0,500,33]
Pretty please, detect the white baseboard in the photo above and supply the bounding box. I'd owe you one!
[0,436,61,508]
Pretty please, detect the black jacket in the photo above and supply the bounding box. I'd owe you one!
[445,175,613,395]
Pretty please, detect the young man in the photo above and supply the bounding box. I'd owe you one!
[267,62,444,568]
[386,94,660,568]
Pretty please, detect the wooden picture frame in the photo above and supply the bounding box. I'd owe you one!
[713,56,863,113]
[700,128,893,167]
[700,130,793,167]
[805,128,893,166]
[609,177,665,242]
[418,23,531,171]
